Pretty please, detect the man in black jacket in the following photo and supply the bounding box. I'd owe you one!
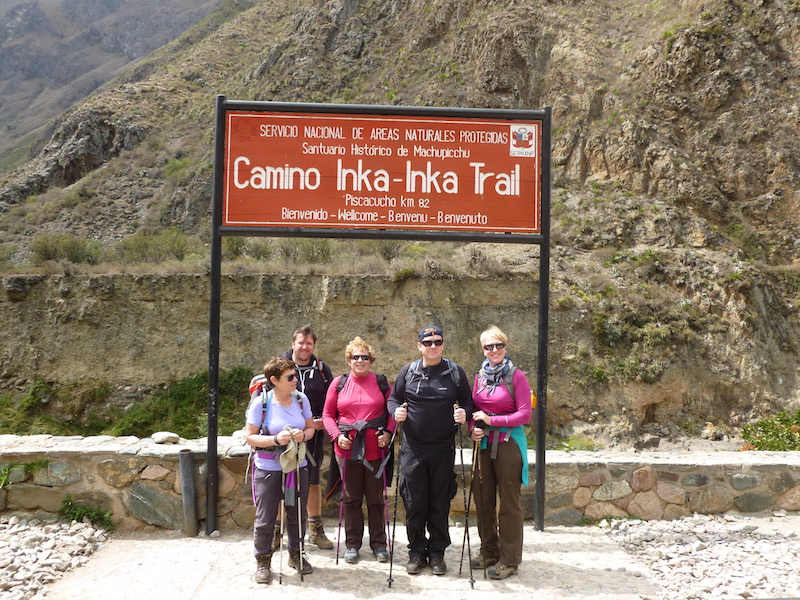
[387,325,473,576]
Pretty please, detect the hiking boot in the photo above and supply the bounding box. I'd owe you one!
[288,548,314,575]
[373,547,389,563]
[470,554,499,569]
[487,563,518,580]
[271,521,282,552]
[254,554,272,584]
[308,516,334,550]
[430,556,447,576]
[406,554,427,575]
[344,547,359,564]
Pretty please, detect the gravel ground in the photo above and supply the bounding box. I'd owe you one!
[4,512,800,600]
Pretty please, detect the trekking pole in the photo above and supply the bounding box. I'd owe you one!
[295,433,305,583]
[388,413,405,588]
[459,436,480,574]
[335,441,348,565]
[456,405,475,589]
[279,471,286,585]
[378,427,392,560]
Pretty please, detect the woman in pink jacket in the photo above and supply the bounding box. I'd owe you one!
[469,325,532,580]
[323,336,395,565]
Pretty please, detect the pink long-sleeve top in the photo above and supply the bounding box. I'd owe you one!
[323,371,395,461]
[471,368,532,442]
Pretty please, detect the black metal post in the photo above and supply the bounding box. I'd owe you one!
[534,106,552,531]
[206,94,227,535]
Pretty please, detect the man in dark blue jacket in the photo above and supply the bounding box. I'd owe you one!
[387,325,473,576]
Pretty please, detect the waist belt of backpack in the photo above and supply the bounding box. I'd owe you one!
[484,413,503,460]
[338,413,388,472]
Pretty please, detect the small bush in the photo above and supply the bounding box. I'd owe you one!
[59,495,115,530]
[278,238,332,263]
[0,243,15,268]
[742,410,800,451]
[117,228,191,263]
[30,233,102,265]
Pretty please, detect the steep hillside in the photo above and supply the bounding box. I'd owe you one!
[1,0,800,445]
[0,0,230,172]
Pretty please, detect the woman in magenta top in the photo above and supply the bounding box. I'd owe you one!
[323,336,395,565]
[469,325,532,580]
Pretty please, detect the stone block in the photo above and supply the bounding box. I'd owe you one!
[656,481,686,505]
[99,458,147,488]
[140,465,171,481]
[631,466,655,492]
[545,471,580,493]
[231,504,255,528]
[681,474,709,487]
[31,461,81,487]
[572,487,592,508]
[628,491,663,520]
[546,491,574,508]
[730,473,760,491]
[579,472,605,487]
[777,485,800,511]
[584,500,627,520]
[770,472,797,495]
[6,483,64,512]
[734,492,774,513]
[688,484,734,514]
[663,503,691,520]
[592,480,632,502]
[128,481,183,529]
[547,508,583,526]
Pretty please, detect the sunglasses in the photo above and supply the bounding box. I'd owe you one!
[351,354,371,362]
[283,373,297,382]
[420,339,444,347]
[483,343,506,351]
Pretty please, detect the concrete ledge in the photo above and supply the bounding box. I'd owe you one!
[2,435,800,530]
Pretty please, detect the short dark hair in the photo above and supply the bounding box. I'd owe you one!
[292,324,317,343]
[264,356,295,382]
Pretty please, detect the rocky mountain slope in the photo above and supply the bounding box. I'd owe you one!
[1,0,800,445]
[0,0,228,171]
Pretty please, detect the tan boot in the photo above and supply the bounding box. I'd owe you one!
[288,548,313,574]
[254,554,272,584]
[307,516,333,550]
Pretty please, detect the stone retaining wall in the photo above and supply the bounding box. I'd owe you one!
[2,435,800,531]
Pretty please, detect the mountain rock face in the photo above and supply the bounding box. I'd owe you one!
[0,0,227,170]
[1,0,800,445]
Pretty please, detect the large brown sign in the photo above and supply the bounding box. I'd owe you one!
[222,110,542,234]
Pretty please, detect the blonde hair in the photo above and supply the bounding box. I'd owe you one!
[345,336,375,363]
[479,325,508,346]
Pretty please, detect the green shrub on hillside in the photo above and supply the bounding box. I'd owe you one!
[105,367,252,438]
[742,410,800,451]
[30,233,103,265]
[117,228,195,263]
[0,368,252,439]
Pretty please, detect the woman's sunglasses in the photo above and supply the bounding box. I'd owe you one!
[420,339,444,347]
[483,343,506,351]
[283,373,297,381]
[351,354,371,362]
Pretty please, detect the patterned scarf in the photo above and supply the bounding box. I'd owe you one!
[479,356,513,395]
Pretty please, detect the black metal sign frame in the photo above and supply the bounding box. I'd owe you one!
[207,96,551,534]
